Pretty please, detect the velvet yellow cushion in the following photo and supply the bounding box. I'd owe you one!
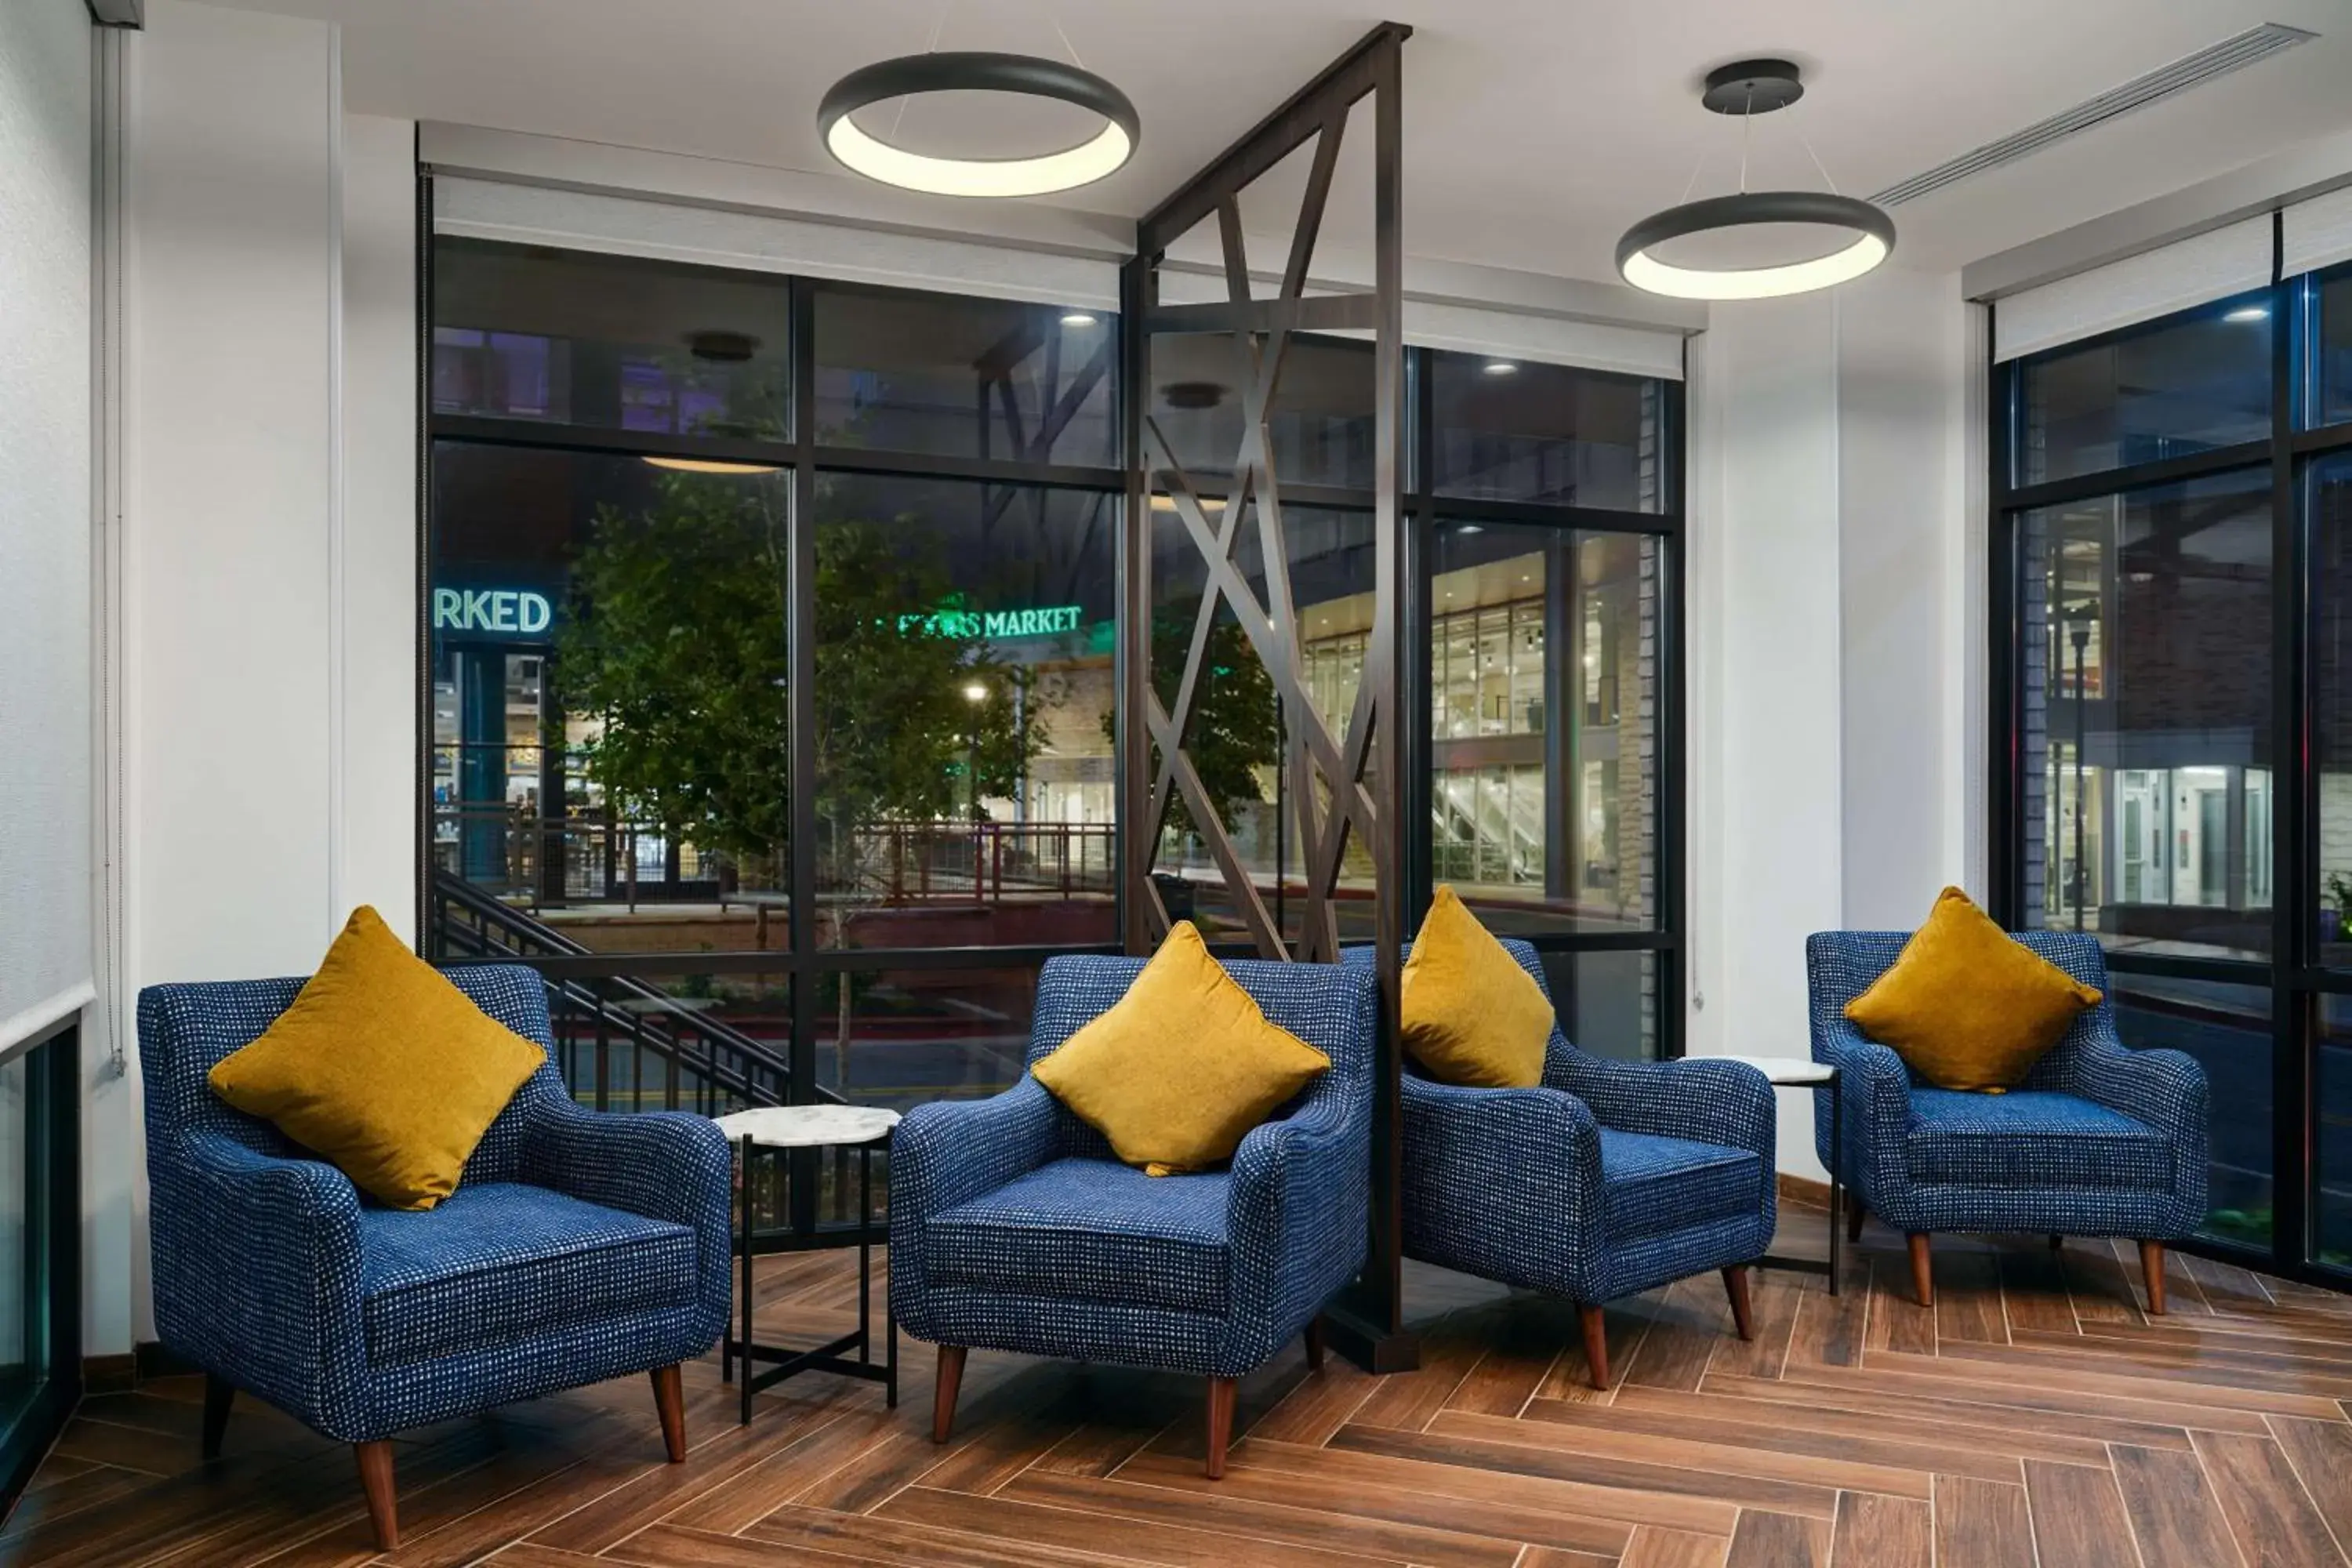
[1844,887,2103,1094]
[1032,922,1330,1175]
[208,906,546,1210]
[1400,885,1555,1088]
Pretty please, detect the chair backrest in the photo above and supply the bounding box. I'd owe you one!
[1805,927,2115,1089]
[1029,953,1377,1162]
[138,963,568,1187]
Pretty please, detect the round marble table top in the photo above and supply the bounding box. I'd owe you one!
[713,1105,901,1149]
[1708,1054,1836,1086]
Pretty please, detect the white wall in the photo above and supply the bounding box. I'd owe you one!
[1686,270,1979,1181]
[89,0,416,1353]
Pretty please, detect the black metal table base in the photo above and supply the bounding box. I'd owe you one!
[723,1132,898,1424]
[1751,1069,1842,1297]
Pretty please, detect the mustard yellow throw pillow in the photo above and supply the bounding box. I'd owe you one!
[208,906,546,1210]
[1400,885,1554,1088]
[1844,887,2103,1094]
[1033,922,1330,1175]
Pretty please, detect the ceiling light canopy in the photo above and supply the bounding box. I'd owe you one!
[818,51,1138,198]
[1617,60,1894,302]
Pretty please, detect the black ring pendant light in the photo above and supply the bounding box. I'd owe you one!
[818,51,1139,198]
[1617,60,1894,300]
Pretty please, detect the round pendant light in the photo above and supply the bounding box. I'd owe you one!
[1617,60,1893,301]
[818,51,1138,198]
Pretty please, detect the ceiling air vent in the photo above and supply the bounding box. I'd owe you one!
[1870,22,2318,207]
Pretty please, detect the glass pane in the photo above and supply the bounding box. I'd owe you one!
[2315,266,2352,430]
[2017,467,2272,960]
[828,964,1040,1111]
[1149,332,1374,491]
[543,971,793,1115]
[2013,292,2271,486]
[1538,949,1657,1062]
[1431,351,1666,510]
[2307,455,2352,966]
[813,286,1117,466]
[1426,520,1660,935]
[2109,974,2270,1250]
[429,443,789,942]
[810,474,1118,946]
[0,1052,28,1424]
[432,238,789,441]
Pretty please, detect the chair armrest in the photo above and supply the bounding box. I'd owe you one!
[526,1103,733,1341]
[1546,1049,1775,1161]
[2064,1030,2212,1141]
[1813,1018,1918,1202]
[891,1076,1062,1225]
[1225,1085,1369,1334]
[147,1131,369,1437]
[1400,1076,1606,1296]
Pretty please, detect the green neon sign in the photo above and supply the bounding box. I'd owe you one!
[897,604,1087,640]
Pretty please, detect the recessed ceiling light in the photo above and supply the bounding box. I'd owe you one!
[1062,311,1100,328]
[1482,360,1519,376]
[1456,524,1484,536]
[2224,305,2270,322]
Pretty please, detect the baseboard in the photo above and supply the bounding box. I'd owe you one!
[82,1352,136,1394]
[1778,1173,1832,1207]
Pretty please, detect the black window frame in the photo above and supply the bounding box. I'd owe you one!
[416,209,1690,1131]
[1990,216,2352,1288]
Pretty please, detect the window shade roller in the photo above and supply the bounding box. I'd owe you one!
[1993,215,2272,362]
[2284,185,2352,281]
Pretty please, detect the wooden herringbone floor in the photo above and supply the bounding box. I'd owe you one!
[9,1200,2352,1567]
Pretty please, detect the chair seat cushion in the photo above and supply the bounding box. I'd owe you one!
[1599,1128,1764,1241]
[927,1157,1231,1314]
[1905,1089,2171,1189]
[358,1182,698,1366]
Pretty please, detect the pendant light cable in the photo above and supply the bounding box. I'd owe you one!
[889,0,957,140]
[1794,115,1841,194]
[1738,84,1753,193]
[1044,6,1087,69]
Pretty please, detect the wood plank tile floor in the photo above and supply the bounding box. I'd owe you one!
[9,1201,2351,1567]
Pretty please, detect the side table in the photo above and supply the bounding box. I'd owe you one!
[1711,1055,1842,1296]
[713,1105,900,1424]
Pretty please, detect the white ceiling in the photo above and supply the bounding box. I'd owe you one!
[222,0,2352,283]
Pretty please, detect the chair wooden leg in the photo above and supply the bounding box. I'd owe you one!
[1579,1304,1611,1391]
[1722,1265,1755,1341]
[650,1363,687,1462]
[1302,1316,1326,1374]
[1907,1233,1934,1308]
[355,1440,398,1551]
[1846,1198,1867,1243]
[201,1373,234,1462]
[1204,1376,1237,1479]
[2140,1240,2169,1316]
[932,1345,967,1444]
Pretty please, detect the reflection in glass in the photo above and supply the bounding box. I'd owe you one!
[432,239,789,441]
[2316,268,2352,430]
[826,967,1039,1112]
[2307,457,2352,964]
[1422,521,1659,936]
[811,474,1117,948]
[1539,949,1656,1062]
[814,286,1116,466]
[2014,293,2271,485]
[2018,468,2273,960]
[2109,974,2270,1250]
[1148,334,1374,490]
[0,1054,26,1421]
[430,444,789,929]
[1431,352,1665,510]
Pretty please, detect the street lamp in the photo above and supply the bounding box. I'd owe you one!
[961,680,988,822]
[2062,597,2101,931]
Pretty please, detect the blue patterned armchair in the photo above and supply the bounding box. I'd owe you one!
[1807,929,2209,1312]
[1345,939,1777,1388]
[891,953,1374,1478]
[140,964,731,1550]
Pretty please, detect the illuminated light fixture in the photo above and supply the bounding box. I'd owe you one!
[644,456,782,476]
[818,52,1138,198]
[961,681,990,703]
[2224,305,2270,322]
[1617,60,1894,301]
[1481,360,1519,376]
[1061,311,1101,327]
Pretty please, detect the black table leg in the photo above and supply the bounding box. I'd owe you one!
[858,1142,873,1373]
[739,1134,755,1427]
[1828,1073,1842,1297]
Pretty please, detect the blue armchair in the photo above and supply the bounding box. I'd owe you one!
[140,964,731,1550]
[1807,929,2209,1312]
[891,952,1374,1478]
[1347,938,1777,1388]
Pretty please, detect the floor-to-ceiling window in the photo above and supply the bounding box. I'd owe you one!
[426,227,1687,1172]
[1994,251,2352,1282]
